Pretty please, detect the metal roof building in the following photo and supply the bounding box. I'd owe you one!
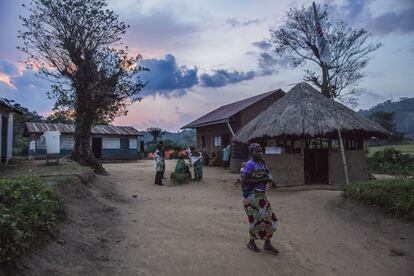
[25,122,144,160]
[181,89,285,167]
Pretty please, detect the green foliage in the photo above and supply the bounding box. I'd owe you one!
[368,111,405,142]
[147,143,157,154]
[0,177,62,264]
[9,100,44,156]
[360,97,414,139]
[343,178,414,218]
[367,148,414,176]
[45,109,75,124]
[163,139,183,151]
[368,144,414,156]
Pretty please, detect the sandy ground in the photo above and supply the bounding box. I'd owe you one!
[101,160,413,276]
[12,160,413,276]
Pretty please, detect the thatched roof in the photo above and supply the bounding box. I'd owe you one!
[234,82,388,143]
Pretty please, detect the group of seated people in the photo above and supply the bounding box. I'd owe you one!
[171,146,203,184]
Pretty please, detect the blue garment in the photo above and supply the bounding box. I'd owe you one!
[242,159,267,198]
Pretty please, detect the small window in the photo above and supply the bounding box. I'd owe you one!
[120,138,129,149]
[214,136,222,147]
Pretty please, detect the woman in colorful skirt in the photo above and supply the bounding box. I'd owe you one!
[241,143,279,254]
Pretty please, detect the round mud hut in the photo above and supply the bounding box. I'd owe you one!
[234,82,388,186]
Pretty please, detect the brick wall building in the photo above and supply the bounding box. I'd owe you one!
[182,89,285,157]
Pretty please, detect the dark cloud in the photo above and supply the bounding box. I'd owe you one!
[258,52,291,76]
[252,40,272,50]
[123,10,199,51]
[140,54,198,96]
[365,7,414,35]
[328,0,414,35]
[199,69,256,88]
[226,17,262,27]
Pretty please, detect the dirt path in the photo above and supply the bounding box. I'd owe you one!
[94,160,414,276]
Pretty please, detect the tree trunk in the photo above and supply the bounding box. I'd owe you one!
[71,99,106,174]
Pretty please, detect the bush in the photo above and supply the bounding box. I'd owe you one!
[0,177,62,264]
[367,148,414,176]
[343,178,414,218]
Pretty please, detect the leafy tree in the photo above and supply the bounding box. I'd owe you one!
[146,127,165,144]
[19,0,146,173]
[45,109,75,124]
[369,111,405,142]
[270,3,381,98]
[7,100,44,156]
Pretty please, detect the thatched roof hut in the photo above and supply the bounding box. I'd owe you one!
[234,82,388,143]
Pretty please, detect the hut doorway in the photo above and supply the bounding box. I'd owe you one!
[304,149,329,184]
[1,116,8,163]
[92,137,102,159]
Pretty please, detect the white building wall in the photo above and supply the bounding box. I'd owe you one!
[36,137,46,150]
[60,135,75,149]
[102,137,120,149]
[130,137,137,149]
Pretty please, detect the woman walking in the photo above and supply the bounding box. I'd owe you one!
[241,143,278,254]
[154,146,164,185]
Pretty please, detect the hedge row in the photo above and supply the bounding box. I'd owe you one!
[0,177,62,264]
[343,178,414,219]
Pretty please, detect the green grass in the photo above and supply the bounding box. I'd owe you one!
[343,178,414,219]
[368,144,414,156]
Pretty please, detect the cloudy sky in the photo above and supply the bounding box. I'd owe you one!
[0,0,413,131]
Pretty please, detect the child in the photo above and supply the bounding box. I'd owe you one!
[154,146,164,185]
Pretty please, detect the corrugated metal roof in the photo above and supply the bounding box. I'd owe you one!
[182,89,285,128]
[0,98,23,114]
[25,122,144,136]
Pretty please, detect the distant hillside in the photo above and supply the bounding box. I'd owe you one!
[143,129,196,147]
[359,97,414,139]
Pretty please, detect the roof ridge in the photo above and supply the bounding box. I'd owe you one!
[182,89,284,128]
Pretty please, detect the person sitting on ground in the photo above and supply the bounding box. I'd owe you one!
[154,145,164,186]
[171,152,191,184]
[189,146,203,181]
[241,143,279,255]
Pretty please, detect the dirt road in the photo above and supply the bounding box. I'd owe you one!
[95,160,413,276]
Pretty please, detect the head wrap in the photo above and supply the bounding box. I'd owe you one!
[249,143,263,154]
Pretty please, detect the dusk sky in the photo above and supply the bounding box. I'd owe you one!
[0,0,413,132]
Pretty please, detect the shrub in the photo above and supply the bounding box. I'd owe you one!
[367,148,414,176]
[0,177,62,264]
[343,178,414,218]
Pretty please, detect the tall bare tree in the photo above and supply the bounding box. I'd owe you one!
[270,3,382,98]
[146,127,165,144]
[19,0,146,173]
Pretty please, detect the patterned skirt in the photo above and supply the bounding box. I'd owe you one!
[243,190,278,240]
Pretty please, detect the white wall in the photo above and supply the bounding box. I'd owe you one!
[61,135,75,150]
[102,137,120,149]
[130,137,137,149]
